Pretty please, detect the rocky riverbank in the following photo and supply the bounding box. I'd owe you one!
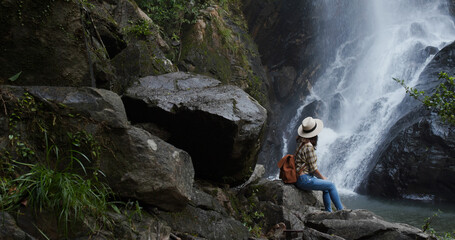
[0,82,434,239]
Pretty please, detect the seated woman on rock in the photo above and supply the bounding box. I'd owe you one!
[294,117,343,212]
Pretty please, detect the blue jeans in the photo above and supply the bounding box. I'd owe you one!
[295,174,343,212]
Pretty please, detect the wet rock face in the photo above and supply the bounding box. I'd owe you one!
[359,41,455,202]
[242,0,319,177]
[243,0,320,103]
[359,114,455,202]
[123,72,267,186]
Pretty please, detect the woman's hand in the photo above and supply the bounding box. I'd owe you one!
[314,169,327,180]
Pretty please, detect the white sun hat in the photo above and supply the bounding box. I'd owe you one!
[297,117,324,138]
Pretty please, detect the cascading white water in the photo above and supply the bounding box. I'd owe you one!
[281,0,455,192]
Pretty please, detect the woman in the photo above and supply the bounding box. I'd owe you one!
[294,116,343,212]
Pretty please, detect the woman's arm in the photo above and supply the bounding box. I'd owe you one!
[313,169,327,180]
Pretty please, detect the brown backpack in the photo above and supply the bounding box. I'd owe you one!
[277,143,305,184]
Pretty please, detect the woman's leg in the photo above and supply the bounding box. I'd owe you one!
[312,178,343,211]
[296,175,343,211]
[322,190,332,211]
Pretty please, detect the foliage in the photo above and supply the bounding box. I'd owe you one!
[394,72,455,125]
[135,0,208,39]
[229,186,265,237]
[0,91,117,237]
[4,158,113,235]
[7,92,39,163]
[422,211,455,240]
[422,210,440,233]
[8,72,22,82]
[124,19,153,38]
[78,0,95,9]
[110,200,143,231]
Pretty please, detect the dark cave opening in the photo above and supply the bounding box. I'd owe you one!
[122,97,240,183]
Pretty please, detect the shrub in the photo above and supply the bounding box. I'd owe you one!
[394,72,455,125]
[0,91,116,237]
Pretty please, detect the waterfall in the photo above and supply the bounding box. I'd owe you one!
[280,0,455,192]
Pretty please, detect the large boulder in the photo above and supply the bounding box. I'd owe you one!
[0,85,194,211]
[3,86,129,128]
[305,209,433,240]
[238,179,324,233]
[123,72,267,186]
[0,212,35,240]
[359,112,455,201]
[101,126,194,211]
[156,183,251,240]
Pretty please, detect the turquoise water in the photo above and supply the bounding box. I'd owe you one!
[340,193,455,235]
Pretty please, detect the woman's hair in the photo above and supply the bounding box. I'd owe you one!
[296,135,318,148]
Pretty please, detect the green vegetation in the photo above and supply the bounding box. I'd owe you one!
[124,19,153,38]
[422,211,455,240]
[394,72,455,125]
[0,91,118,237]
[134,0,208,39]
[229,186,266,237]
[8,72,22,82]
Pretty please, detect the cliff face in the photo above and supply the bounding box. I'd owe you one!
[0,0,271,185]
[242,0,318,176]
[0,0,271,238]
[0,0,269,103]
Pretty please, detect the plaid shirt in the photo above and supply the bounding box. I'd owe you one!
[295,142,318,175]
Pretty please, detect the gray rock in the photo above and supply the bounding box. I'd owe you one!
[0,86,194,212]
[236,164,266,189]
[0,212,35,240]
[101,126,194,211]
[254,180,324,213]
[190,185,228,215]
[123,72,267,185]
[305,209,434,240]
[23,86,129,129]
[111,40,177,92]
[157,185,250,240]
[360,115,455,201]
[0,85,129,131]
[302,228,346,240]
[240,179,324,232]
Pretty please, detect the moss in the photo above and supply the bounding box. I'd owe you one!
[226,186,266,237]
[180,32,232,84]
[245,74,267,106]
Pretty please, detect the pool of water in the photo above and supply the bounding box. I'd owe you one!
[339,191,455,235]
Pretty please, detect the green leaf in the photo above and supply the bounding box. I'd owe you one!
[8,71,22,82]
